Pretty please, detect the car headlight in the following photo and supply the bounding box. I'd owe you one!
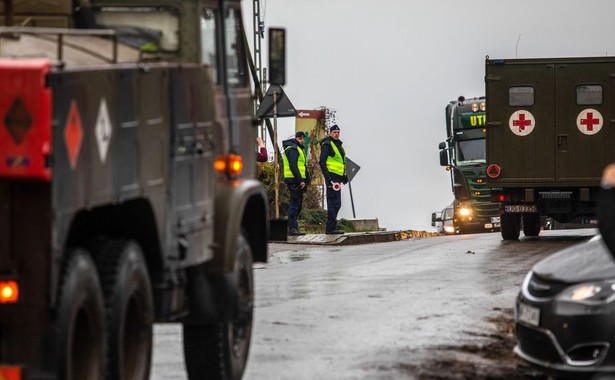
[557,282,615,304]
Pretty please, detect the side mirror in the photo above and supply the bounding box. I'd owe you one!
[431,212,442,225]
[439,149,448,167]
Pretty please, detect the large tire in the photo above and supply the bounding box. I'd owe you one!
[96,239,153,380]
[523,214,541,237]
[55,248,106,380]
[501,213,521,240]
[183,232,254,380]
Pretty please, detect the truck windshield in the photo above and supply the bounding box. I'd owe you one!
[456,139,485,165]
[94,6,179,52]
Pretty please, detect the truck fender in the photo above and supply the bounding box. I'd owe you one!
[206,178,268,273]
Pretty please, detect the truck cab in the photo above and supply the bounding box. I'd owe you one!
[439,96,500,234]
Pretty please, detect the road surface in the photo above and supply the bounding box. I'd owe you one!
[151,228,598,379]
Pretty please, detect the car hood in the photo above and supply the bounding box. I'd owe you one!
[532,234,615,283]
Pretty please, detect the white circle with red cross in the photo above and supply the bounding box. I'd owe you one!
[576,108,603,135]
[508,110,535,136]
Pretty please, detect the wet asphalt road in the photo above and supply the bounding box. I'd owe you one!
[150,228,598,380]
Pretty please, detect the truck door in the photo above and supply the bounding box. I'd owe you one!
[554,62,615,183]
[486,62,555,184]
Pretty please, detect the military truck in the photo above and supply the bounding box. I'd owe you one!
[0,0,269,379]
[485,56,615,240]
[438,96,500,234]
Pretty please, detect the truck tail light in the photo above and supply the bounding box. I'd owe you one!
[0,59,52,182]
[214,154,243,177]
[0,366,21,380]
[0,281,19,304]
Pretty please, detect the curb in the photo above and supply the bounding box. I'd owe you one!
[270,230,440,245]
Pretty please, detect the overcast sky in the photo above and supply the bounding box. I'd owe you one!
[244,0,615,231]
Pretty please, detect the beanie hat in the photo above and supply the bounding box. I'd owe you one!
[295,131,305,138]
[329,125,340,132]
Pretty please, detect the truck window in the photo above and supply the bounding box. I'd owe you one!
[509,86,534,107]
[225,7,246,87]
[577,85,602,105]
[200,8,219,84]
[94,6,179,52]
[456,139,485,164]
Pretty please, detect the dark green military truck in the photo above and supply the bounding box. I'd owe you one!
[485,57,615,240]
[438,96,500,234]
[0,1,268,379]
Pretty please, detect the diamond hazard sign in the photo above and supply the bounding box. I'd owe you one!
[576,108,603,135]
[64,101,83,170]
[509,110,535,136]
[95,98,112,163]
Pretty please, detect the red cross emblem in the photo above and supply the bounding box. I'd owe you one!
[513,113,531,131]
[581,112,598,131]
[576,108,603,135]
[509,110,535,136]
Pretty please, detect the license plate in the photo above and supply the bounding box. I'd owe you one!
[491,217,501,223]
[504,205,537,213]
[518,302,540,326]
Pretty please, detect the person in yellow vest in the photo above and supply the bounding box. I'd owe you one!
[283,131,310,236]
[319,125,348,234]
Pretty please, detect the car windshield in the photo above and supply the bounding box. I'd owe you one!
[93,6,179,52]
[456,139,485,165]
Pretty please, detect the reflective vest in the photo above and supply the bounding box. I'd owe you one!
[326,141,345,176]
[283,145,307,179]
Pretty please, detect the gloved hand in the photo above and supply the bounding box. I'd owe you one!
[342,175,348,184]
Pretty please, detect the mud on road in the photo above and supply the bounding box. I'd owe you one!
[386,308,538,380]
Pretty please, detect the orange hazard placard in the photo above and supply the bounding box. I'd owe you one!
[0,366,22,380]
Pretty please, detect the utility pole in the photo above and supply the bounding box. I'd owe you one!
[252,0,266,140]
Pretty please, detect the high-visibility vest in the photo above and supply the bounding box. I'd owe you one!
[283,145,307,179]
[326,141,345,176]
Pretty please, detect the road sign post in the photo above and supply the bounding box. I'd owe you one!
[345,158,361,218]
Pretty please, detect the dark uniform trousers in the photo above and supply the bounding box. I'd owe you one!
[326,186,341,232]
[288,187,304,231]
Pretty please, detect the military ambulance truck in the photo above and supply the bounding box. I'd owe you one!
[485,57,615,240]
[0,0,268,379]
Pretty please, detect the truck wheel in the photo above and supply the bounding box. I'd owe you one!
[501,214,520,240]
[96,239,153,380]
[523,214,541,237]
[55,248,106,380]
[183,233,254,380]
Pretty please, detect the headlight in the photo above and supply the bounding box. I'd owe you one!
[557,282,615,304]
[444,226,455,233]
[458,207,471,217]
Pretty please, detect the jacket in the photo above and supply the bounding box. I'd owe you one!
[319,136,347,184]
[282,138,310,185]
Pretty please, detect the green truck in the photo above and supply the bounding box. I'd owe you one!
[485,57,615,240]
[438,96,500,234]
